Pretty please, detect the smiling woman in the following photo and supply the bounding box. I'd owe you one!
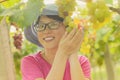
[21,2,91,80]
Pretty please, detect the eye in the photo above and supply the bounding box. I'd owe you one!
[49,22,59,26]
[39,23,46,28]
[40,24,45,28]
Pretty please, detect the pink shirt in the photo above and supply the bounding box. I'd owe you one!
[21,52,91,80]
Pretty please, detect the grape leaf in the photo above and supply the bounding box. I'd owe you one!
[9,0,44,29]
[1,0,20,8]
[0,2,24,16]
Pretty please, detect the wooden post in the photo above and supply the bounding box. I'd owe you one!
[104,43,115,80]
[0,18,16,80]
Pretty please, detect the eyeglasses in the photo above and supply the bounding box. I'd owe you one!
[34,21,61,32]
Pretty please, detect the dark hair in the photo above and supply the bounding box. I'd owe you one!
[47,15,64,22]
[35,15,64,25]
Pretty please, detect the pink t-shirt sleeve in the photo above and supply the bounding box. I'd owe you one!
[79,56,91,79]
[21,56,44,80]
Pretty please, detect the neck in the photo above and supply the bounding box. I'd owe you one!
[43,47,58,65]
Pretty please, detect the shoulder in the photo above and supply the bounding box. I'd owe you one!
[21,51,45,79]
[21,51,43,72]
[21,51,41,65]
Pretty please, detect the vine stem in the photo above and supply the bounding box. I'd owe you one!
[0,0,8,3]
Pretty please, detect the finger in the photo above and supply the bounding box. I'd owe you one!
[61,31,68,40]
[66,28,77,40]
[71,27,84,45]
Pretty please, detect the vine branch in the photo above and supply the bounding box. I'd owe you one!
[109,7,120,15]
[0,0,8,3]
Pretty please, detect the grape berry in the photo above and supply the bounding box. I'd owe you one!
[13,33,22,50]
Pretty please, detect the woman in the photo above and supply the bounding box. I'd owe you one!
[21,4,91,80]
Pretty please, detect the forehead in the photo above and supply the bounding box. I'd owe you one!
[39,16,55,23]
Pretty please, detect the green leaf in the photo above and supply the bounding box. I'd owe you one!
[0,5,5,13]
[105,0,113,4]
[0,2,24,16]
[1,0,20,8]
[9,0,44,28]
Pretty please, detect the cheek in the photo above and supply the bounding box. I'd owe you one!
[56,29,66,40]
[37,33,43,42]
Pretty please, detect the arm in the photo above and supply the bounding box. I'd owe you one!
[46,51,68,80]
[69,53,91,80]
[46,27,85,80]
[36,52,68,80]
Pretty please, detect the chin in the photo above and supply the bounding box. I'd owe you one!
[43,44,58,49]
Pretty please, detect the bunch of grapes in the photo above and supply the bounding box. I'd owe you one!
[56,0,76,18]
[86,0,111,29]
[56,0,80,32]
[12,24,23,50]
[13,33,23,50]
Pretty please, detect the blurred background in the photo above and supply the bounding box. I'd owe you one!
[0,0,120,80]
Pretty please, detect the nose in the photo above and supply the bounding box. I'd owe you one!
[43,26,52,34]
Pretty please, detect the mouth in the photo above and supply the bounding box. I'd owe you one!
[43,36,55,42]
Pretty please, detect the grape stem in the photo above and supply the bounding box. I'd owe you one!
[109,7,120,14]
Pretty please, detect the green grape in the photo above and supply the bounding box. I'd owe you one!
[66,26,73,32]
[64,16,71,25]
[95,9,105,22]
[56,0,76,18]
[87,0,111,27]
[96,0,106,9]
[87,2,97,16]
[56,0,77,32]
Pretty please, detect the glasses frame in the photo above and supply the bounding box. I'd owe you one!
[34,21,62,32]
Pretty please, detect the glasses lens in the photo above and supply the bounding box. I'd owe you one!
[35,23,45,32]
[48,21,60,29]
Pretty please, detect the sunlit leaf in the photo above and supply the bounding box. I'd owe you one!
[1,0,20,8]
[105,0,113,4]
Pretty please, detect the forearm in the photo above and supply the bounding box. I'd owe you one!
[69,53,86,80]
[46,51,68,80]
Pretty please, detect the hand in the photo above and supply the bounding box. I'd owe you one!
[58,27,84,57]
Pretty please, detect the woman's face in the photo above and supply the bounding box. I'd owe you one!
[37,16,66,49]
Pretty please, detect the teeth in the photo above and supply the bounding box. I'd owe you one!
[44,37,54,41]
